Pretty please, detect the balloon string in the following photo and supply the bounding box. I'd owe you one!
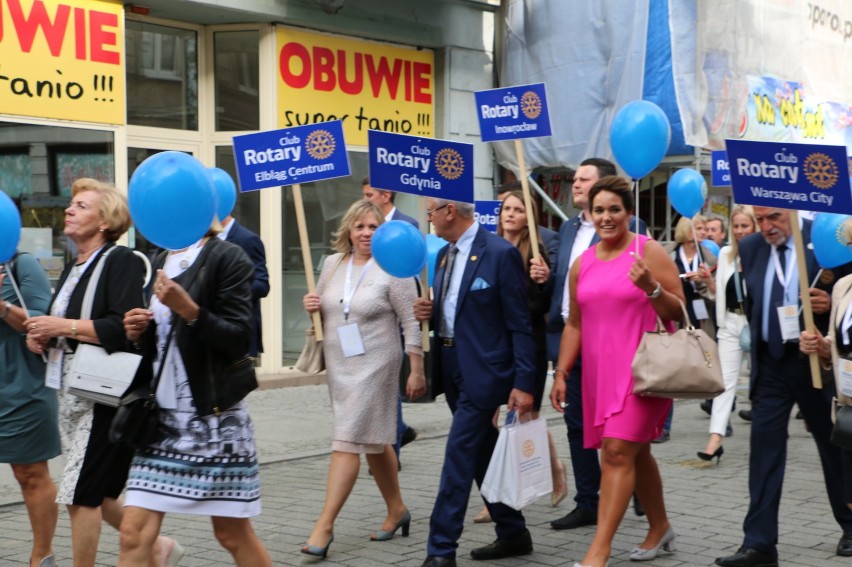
[796,269,823,317]
[691,219,704,265]
[633,178,640,257]
[4,264,30,317]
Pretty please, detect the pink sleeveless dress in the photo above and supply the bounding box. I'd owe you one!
[575,234,672,449]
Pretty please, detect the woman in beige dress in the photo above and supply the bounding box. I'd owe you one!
[301,199,426,559]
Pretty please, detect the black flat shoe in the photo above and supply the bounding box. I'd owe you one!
[551,506,597,530]
[739,409,752,422]
[838,531,852,556]
[633,493,645,517]
[421,557,457,567]
[700,399,713,415]
[715,547,778,567]
[697,446,724,463]
[470,528,532,560]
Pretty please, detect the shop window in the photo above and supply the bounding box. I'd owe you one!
[0,122,114,277]
[214,31,260,131]
[126,21,198,130]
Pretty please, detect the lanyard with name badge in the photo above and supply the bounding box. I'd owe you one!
[771,244,800,341]
[338,255,373,357]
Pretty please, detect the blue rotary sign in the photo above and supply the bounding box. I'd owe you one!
[711,150,731,187]
[368,130,474,203]
[725,139,852,214]
[232,120,350,192]
[474,200,502,233]
[474,83,552,142]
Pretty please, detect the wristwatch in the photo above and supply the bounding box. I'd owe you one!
[646,282,662,299]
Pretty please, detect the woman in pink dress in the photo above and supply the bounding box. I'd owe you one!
[550,176,684,567]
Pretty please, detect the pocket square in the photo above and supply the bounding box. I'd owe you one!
[471,277,491,291]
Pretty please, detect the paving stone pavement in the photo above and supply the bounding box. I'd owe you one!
[1,381,850,566]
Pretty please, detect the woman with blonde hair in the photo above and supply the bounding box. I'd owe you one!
[301,199,425,559]
[698,205,758,461]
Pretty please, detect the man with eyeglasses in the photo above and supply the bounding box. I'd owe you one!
[415,198,536,567]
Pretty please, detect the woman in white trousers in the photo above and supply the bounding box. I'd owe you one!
[698,205,757,461]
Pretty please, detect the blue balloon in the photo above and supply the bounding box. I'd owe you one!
[812,213,852,268]
[701,239,720,258]
[129,152,216,250]
[668,168,707,218]
[0,192,21,263]
[371,221,427,278]
[610,100,671,179]
[209,167,237,221]
[426,234,448,287]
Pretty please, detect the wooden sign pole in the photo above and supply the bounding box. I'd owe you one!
[790,210,821,388]
[292,184,323,341]
[514,138,540,261]
[419,198,431,352]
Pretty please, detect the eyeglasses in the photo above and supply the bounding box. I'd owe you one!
[426,204,449,218]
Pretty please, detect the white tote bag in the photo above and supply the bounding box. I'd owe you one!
[480,411,553,510]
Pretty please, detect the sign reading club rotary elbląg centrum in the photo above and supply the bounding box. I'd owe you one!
[474,83,552,142]
[368,130,474,203]
[725,139,852,214]
[232,120,351,192]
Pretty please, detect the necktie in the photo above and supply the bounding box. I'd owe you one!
[439,245,458,337]
[768,244,787,359]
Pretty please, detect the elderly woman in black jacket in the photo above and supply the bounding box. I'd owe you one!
[117,232,271,567]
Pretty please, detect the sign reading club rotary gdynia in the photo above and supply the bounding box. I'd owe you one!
[232,120,351,192]
[725,139,852,214]
[368,130,474,203]
[474,83,552,142]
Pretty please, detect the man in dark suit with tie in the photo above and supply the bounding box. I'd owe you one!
[220,215,270,357]
[548,158,648,530]
[414,198,536,567]
[363,177,420,228]
[715,206,852,567]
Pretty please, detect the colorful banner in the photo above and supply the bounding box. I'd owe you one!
[725,139,852,214]
[368,130,473,203]
[474,200,501,232]
[0,0,124,124]
[277,26,434,147]
[474,83,552,142]
[232,121,351,192]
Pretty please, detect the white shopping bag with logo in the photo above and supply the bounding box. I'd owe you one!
[480,410,552,510]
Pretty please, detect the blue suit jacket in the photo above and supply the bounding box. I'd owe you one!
[431,226,536,408]
[547,214,647,333]
[540,225,559,264]
[225,220,270,356]
[391,208,420,229]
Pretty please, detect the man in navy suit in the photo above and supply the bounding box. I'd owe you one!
[219,215,269,357]
[414,198,536,567]
[547,158,648,530]
[715,206,852,567]
[362,178,420,458]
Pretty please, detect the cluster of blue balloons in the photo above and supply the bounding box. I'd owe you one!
[812,212,852,269]
[0,191,21,263]
[668,168,707,219]
[128,152,238,251]
[370,220,427,278]
[610,100,671,180]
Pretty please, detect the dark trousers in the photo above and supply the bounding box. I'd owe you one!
[427,347,526,558]
[563,360,601,512]
[744,344,852,555]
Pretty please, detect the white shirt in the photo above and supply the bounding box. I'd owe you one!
[384,207,397,222]
[441,222,479,337]
[561,212,596,321]
[217,217,235,241]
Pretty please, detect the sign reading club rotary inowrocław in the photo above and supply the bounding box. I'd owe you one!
[368,130,474,203]
[232,120,350,192]
[725,139,852,214]
[474,83,552,142]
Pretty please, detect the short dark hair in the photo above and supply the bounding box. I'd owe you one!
[588,175,634,213]
[579,157,617,178]
[362,177,370,186]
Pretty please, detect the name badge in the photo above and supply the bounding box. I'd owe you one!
[692,299,709,320]
[777,304,800,342]
[45,347,63,390]
[839,358,852,398]
[337,323,366,358]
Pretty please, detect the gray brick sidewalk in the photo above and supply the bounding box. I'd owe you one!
[1,383,850,566]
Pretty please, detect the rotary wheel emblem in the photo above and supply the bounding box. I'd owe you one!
[305,130,335,160]
[522,439,535,458]
[802,152,838,190]
[520,91,542,119]
[435,148,464,180]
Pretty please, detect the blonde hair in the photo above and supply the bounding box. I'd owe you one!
[727,204,757,260]
[331,200,384,254]
[71,179,131,242]
[673,216,695,244]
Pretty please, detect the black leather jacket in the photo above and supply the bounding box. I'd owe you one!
[135,237,256,416]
